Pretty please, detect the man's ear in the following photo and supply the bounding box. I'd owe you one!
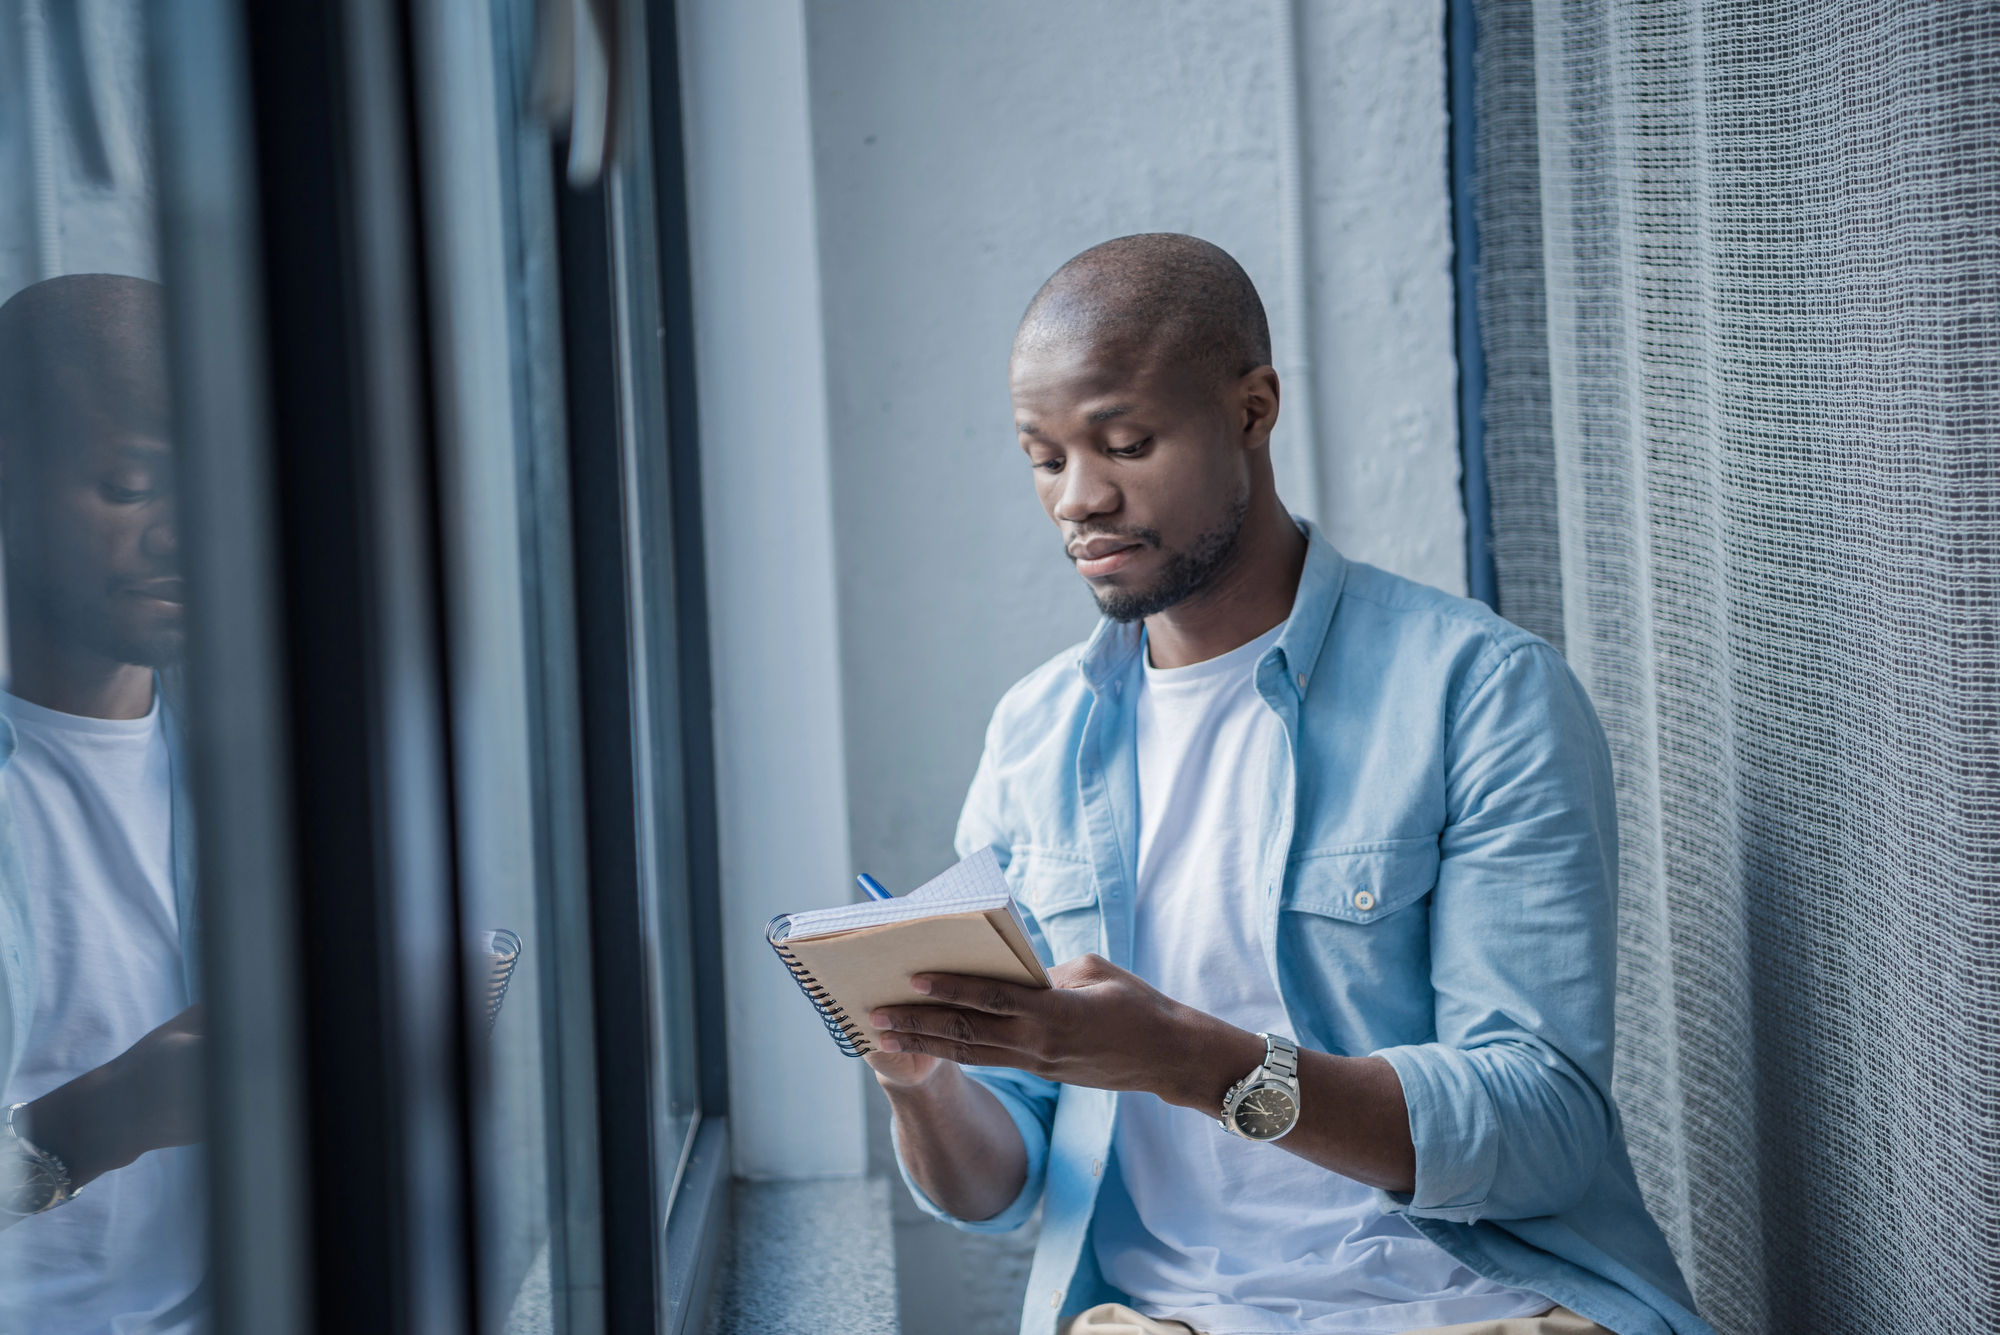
[1237,366,1281,452]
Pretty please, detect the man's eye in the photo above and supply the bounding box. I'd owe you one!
[1036,458,1064,473]
[1110,438,1152,458]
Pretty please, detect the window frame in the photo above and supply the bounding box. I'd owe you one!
[148,0,733,1328]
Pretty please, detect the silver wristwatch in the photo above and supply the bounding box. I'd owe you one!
[1219,1032,1302,1141]
[1,1102,78,1216]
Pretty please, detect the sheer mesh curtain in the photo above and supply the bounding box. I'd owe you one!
[1475,3,2000,1332]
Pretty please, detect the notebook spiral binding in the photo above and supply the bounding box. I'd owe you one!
[766,914,873,1057]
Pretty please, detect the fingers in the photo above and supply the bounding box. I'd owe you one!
[862,1050,943,1089]
[1047,952,1120,989]
[870,1002,1030,1052]
[908,972,1038,1015]
[870,1028,1024,1069]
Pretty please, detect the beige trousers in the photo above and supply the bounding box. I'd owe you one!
[1058,1301,1613,1335]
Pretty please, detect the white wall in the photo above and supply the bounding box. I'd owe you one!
[1300,1,1466,585]
[682,0,1462,1185]
[679,0,867,1180]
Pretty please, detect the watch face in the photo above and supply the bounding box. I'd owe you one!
[1231,1085,1299,1141]
[4,1159,58,1215]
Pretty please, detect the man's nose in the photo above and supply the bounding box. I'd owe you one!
[142,509,179,559]
[1051,458,1117,524]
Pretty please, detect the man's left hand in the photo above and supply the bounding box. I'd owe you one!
[868,953,1265,1114]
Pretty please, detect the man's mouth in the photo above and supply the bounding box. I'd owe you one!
[121,578,186,608]
[1067,536,1147,579]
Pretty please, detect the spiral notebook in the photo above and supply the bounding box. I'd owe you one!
[767,847,1052,1056]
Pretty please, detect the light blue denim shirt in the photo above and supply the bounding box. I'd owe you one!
[897,525,1712,1335]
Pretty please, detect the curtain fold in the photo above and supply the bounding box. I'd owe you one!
[1478,3,2000,1331]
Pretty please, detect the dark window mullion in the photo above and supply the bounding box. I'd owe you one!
[552,153,661,1335]
[240,0,472,1328]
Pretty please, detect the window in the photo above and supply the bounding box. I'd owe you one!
[0,0,726,1330]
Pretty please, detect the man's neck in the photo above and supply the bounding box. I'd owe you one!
[5,625,154,720]
[1143,494,1308,670]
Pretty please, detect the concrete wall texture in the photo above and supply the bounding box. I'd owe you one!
[684,0,1462,1324]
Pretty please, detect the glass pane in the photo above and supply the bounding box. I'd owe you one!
[608,124,702,1214]
[417,0,708,1327]
[414,0,568,1330]
[0,0,207,1328]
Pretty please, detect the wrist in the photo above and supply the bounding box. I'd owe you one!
[22,1066,136,1188]
[873,1056,963,1103]
[1159,1010,1266,1115]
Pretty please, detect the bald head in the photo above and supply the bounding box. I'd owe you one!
[0,274,169,460]
[0,275,182,679]
[1014,234,1271,386]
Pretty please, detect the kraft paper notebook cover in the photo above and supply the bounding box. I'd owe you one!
[767,847,1052,1056]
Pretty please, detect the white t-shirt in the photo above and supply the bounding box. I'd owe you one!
[1092,624,1548,1334]
[0,692,205,1334]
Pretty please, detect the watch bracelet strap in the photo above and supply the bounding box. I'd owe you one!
[2,1102,77,1215]
[1258,1032,1300,1082]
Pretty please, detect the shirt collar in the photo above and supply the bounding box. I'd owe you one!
[1077,517,1348,697]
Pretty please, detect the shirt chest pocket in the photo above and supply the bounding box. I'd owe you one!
[1277,839,1441,1052]
[1283,839,1439,924]
[1006,849,1100,966]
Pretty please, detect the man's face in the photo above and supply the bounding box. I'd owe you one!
[5,420,182,668]
[1012,341,1260,622]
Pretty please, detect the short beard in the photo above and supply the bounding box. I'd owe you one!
[110,629,184,670]
[1088,493,1250,624]
[32,596,185,671]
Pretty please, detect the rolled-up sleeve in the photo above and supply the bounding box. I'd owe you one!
[1375,642,1621,1224]
[895,1064,1058,1233]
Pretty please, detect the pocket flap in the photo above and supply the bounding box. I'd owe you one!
[1285,839,1439,923]
[1007,847,1098,915]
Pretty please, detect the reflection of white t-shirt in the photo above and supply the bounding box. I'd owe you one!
[0,692,204,1335]
[1093,625,1548,1334]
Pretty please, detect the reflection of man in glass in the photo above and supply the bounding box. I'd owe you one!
[0,275,205,1333]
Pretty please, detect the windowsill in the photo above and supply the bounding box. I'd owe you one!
[703,1176,900,1335]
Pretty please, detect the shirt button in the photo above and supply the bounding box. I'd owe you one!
[1092,1158,1103,1177]
[1050,1288,1065,1308]
[1297,671,1307,690]
[1354,890,1377,912]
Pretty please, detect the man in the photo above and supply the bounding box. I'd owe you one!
[869,236,1712,1335]
[0,274,206,1333]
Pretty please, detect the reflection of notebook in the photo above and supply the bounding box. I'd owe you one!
[481,929,522,1033]
[767,848,1051,1056]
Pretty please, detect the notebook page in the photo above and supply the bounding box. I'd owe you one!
[778,847,1009,940]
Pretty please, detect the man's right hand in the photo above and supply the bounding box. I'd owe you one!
[863,1045,947,1090]
[19,1003,204,1190]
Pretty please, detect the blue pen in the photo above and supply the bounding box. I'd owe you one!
[856,873,894,901]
